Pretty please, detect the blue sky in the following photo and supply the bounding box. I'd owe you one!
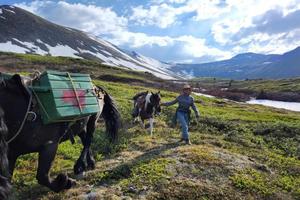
[1,0,300,63]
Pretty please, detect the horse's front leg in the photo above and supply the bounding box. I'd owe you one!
[85,117,96,170]
[75,116,97,175]
[36,142,75,192]
[74,132,88,176]
[149,118,154,137]
[86,149,95,170]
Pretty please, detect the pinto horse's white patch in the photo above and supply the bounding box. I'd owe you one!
[144,92,152,111]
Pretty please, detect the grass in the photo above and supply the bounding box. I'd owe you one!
[230,168,275,196]
[10,76,299,199]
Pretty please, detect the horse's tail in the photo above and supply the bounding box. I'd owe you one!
[0,106,11,199]
[97,86,121,143]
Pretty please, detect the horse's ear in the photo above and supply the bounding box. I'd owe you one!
[9,74,28,95]
[11,74,23,85]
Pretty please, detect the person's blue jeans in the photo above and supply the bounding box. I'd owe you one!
[177,111,189,140]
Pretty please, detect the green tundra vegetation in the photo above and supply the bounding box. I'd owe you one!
[1,52,299,199]
[10,78,300,200]
[191,77,300,93]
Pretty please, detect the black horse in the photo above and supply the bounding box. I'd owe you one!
[132,91,161,136]
[0,74,120,193]
[0,106,11,200]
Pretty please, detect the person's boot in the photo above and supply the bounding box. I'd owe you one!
[178,138,185,143]
[185,139,192,145]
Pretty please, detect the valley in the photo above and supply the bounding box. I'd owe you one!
[1,53,299,200]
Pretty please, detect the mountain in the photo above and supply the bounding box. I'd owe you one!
[172,49,300,79]
[0,5,178,79]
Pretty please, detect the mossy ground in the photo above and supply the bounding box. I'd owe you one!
[2,62,299,199]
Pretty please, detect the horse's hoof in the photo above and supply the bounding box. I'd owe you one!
[74,162,86,175]
[52,173,69,192]
[87,163,96,171]
[87,158,96,171]
[65,178,76,189]
[74,172,85,180]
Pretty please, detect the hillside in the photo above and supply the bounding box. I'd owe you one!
[2,57,300,199]
[0,51,184,92]
[173,48,300,79]
[0,5,178,79]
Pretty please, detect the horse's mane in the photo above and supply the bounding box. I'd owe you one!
[95,86,121,142]
[0,106,11,199]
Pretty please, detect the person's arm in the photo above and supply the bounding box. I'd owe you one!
[191,97,200,118]
[161,97,178,107]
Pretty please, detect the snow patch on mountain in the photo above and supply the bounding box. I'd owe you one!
[3,8,15,14]
[0,41,29,53]
[130,51,171,70]
[44,43,81,58]
[12,38,48,55]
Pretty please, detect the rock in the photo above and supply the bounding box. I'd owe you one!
[127,185,138,193]
[84,192,97,200]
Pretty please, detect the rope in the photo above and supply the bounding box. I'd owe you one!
[67,72,83,113]
[7,88,33,144]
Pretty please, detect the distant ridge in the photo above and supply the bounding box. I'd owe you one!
[172,48,300,79]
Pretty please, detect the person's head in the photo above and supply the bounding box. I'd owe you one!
[182,84,192,95]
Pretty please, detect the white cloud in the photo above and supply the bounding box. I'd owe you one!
[15,1,128,35]
[130,0,232,28]
[108,31,174,48]
[109,32,231,60]
[211,0,300,47]
[203,0,300,57]
[186,0,230,21]
[176,35,232,59]
[130,4,182,28]
[241,30,300,54]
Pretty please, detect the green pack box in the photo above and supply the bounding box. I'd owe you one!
[32,71,100,124]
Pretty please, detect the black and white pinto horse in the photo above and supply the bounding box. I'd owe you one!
[0,73,121,193]
[133,91,161,136]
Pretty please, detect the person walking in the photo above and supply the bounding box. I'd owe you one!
[161,84,200,145]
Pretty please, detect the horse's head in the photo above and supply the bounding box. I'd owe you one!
[0,74,28,97]
[0,74,29,115]
[150,91,161,115]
